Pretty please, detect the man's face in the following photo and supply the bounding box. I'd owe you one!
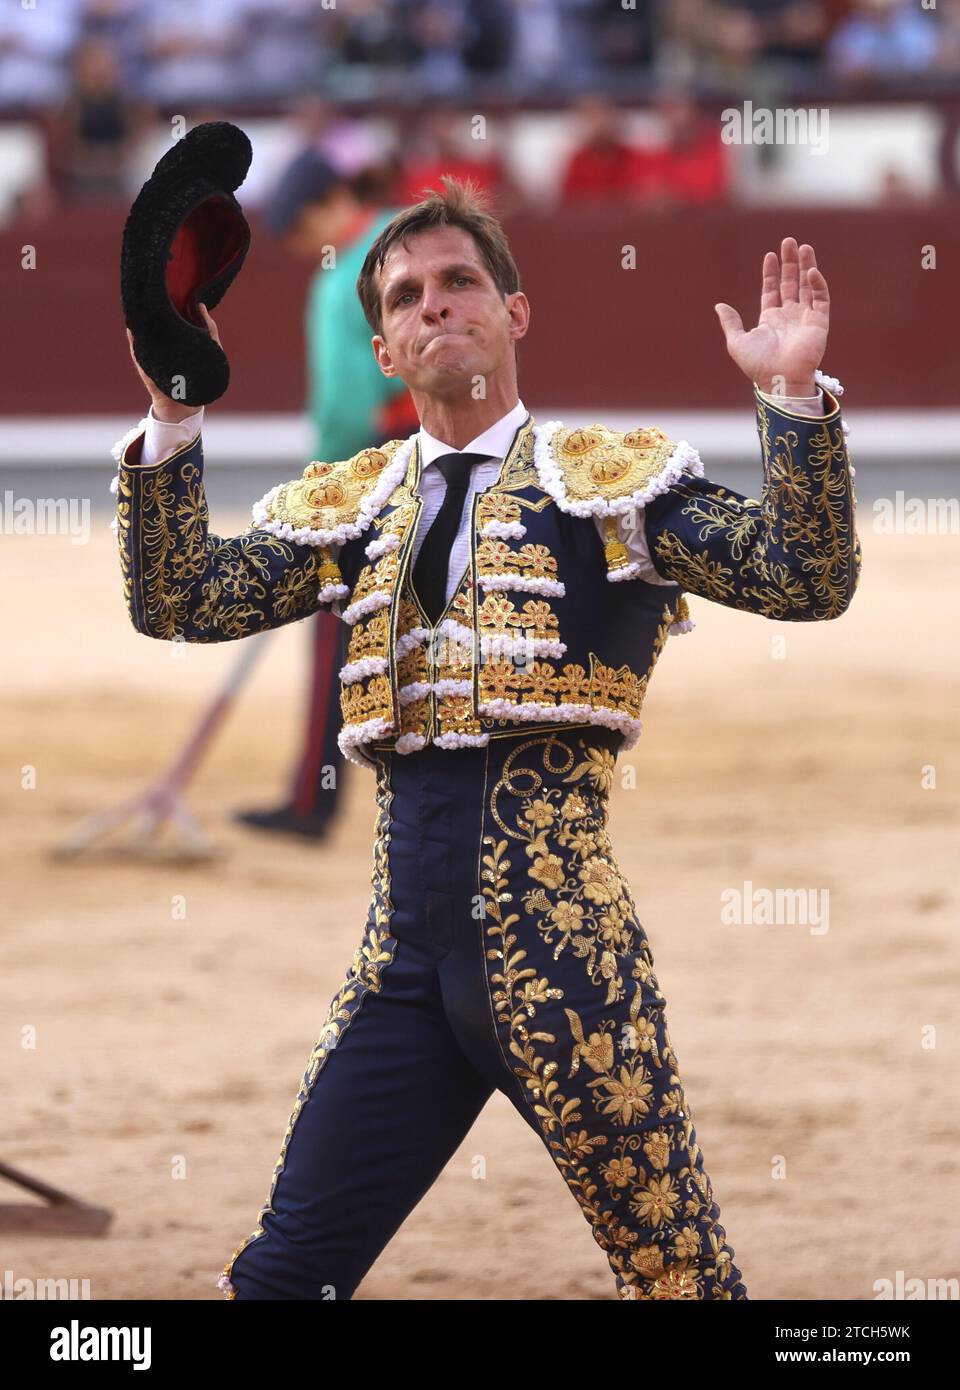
[371,225,528,395]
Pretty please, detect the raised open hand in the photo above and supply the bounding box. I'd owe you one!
[714,238,829,396]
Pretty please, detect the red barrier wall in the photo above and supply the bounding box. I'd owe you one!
[2,201,955,414]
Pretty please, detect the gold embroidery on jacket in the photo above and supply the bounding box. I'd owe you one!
[476,650,658,725]
[341,673,393,726]
[128,459,323,640]
[260,440,406,535]
[394,596,431,742]
[652,402,859,621]
[647,532,738,607]
[488,423,538,490]
[116,473,134,612]
[340,500,422,736]
[476,537,562,583]
[434,569,484,739]
[347,607,391,661]
[345,545,401,607]
[477,492,522,528]
[477,593,561,638]
[337,416,690,756]
[552,424,677,504]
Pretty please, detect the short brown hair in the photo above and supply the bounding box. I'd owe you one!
[356,175,521,337]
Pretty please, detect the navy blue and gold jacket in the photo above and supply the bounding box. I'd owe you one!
[113,385,861,767]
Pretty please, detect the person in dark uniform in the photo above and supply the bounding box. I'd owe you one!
[115,179,860,1299]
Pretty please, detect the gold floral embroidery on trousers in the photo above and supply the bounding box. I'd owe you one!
[480,733,747,1300]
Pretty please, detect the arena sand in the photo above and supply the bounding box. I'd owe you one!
[1,515,956,1300]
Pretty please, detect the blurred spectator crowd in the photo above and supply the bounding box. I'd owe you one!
[2,0,959,116]
[2,0,960,213]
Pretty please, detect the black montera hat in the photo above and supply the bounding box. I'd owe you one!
[121,121,252,407]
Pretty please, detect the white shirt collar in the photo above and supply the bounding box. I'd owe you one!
[418,399,529,468]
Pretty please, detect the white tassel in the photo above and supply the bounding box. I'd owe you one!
[477,573,566,597]
[364,532,402,561]
[432,731,490,749]
[607,561,643,583]
[477,697,643,749]
[342,590,392,625]
[399,681,433,705]
[337,715,394,768]
[433,678,473,698]
[395,626,432,658]
[814,369,844,396]
[479,634,567,659]
[339,655,389,684]
[435,617,476,645]
[395,733,427,754]
[480,519,526,540]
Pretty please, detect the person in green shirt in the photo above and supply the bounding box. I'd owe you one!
[235,152,417,840]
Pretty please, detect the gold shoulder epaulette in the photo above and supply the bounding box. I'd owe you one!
[530,419,705,583]
[533,420,703,517]
[250,435,416,548]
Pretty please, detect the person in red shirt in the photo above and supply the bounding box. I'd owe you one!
[630,92,730,206]
[559,95,637,203]
[393,105,520,212]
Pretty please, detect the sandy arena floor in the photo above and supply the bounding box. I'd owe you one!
[1,511,957,1300]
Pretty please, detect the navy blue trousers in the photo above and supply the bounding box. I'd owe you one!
[220,726,747,1301]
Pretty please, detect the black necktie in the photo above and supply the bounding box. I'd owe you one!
[411,451,493,624]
